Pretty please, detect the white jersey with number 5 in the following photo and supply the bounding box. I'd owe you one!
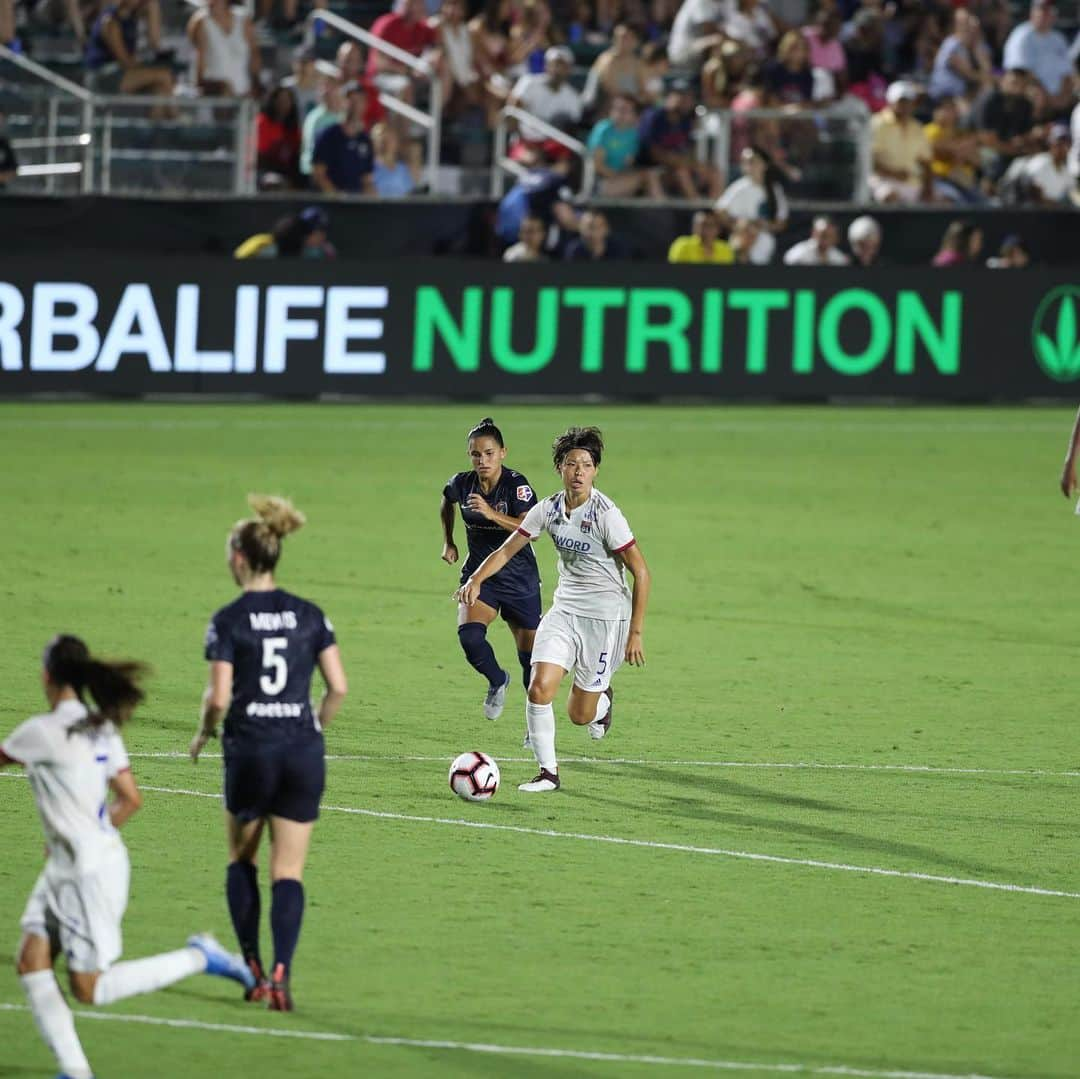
[2,699,129,876]
[517,489,635,620]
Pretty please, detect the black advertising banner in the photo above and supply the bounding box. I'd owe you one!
[1,256,1078,399]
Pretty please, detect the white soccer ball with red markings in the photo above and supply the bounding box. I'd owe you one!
[449,751,500,802]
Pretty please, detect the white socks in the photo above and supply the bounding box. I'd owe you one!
[593,692,610,724]
[20,970,92,1079]
[525,701,557,772]
[92,946,206,1006]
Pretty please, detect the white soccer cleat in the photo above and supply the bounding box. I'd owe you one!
[483,672,511,720]
[518,768,560,792]
[586,687,613,740]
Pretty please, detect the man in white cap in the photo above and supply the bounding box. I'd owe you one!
[847,216,883,266]
[869,81,933,204]
[1021,123,1074,204]
[508,45,583,158]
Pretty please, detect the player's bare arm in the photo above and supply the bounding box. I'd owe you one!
[1061,404,1080,497]
[316,644,348,730]
[455,529,531,605]
[464,494,528,533]
[439,495,459,563]
[619,543,651,667]
[108,769,143,828]
[190,660,231,761]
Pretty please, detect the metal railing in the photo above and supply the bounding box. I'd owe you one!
[491,105,594,198]
[307,8,442,193]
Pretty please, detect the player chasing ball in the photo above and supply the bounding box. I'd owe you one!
[190,495,348,1011]
[2,635,253,1079]
[456,427,651,792]
[441,418,543,721]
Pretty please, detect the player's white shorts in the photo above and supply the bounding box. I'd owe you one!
[20,848,130,973]
[532,607,629,692]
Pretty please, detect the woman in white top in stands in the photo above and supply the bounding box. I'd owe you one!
[2,634,252,1079]
[187,0,260,97]
[456,427,651,793]
[714,144,789,264]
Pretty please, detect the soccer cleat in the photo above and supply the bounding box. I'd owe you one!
[187,934,256,991]
[483,671,511,720]
[244,957,271,1003]
[587,686,614,741]
[267,963,294,1012]
[518,768,560,792]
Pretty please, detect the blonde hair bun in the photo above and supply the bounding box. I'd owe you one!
[247,494,306,538]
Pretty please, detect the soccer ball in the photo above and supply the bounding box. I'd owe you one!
[448,751,500,802]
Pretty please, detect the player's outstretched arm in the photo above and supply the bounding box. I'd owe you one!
[620,544,651,667]
[190,661,231,761]
[455,530,531,606]
[465,494,528,534]
[108,769,143,828]
[1061,405,1080,497]
[316,644,348,730]
[440,495,459,564]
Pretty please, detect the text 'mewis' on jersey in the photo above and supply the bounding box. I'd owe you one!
[443,467,541,593]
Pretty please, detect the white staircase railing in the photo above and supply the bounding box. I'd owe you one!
[491,105,593,198]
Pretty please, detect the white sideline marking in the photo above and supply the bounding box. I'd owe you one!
[126,752,1080,779]
[0,1003,1011,1078]
[3,774,1076,899]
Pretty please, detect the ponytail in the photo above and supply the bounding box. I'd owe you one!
[230,494,306,574]
[43,634,148,729]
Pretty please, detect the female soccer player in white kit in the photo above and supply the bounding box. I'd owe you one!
[456,427,651,792]
[1,634,253,1079]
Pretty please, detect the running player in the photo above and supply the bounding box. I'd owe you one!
[456,427,651,792]
[440,418,542,720]
[2,634,252,1079]
[189,495,347,1012]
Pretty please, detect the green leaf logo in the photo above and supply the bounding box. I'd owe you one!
[1032,286,1080,381]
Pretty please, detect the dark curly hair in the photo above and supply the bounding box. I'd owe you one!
[552,426,603,469]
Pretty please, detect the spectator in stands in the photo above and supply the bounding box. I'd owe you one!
[847,215,883,267]
[506,0,556,80]
[372,122,419,195]
[494,152,578,255]
[187,0,258,98]
[924,96,984,202]
[234,207,336,259]
[283,45,321,118]
[85,0,174,98]
[714,145,789,264]
[311,81,376,195]
[565,210,627,260]
[971,67,1039,181]
[0,111,17,188]
[803,8,847,97]
[783,215,851,265]
[508,45,582,160]
[256,86,302,190]
[300,76,343,182]
[502,213,548,261]
[700,39,753,110]
[928,10,993,105]
[986,233,1030,267]
[0,0,17,51]
[639,81,721,199]
[763,31,815,107]
[366,0,437,108]
[639,40,670,103]
[729,218,761,264]
[1003,1,1073,111]
[588,94,658,197]
[931,219,983,266]
[668,209,734,264]
[583,23,647,113]
[844,8,888,113]
[667,0,727,68]
[337,42,387,129]
[725,0,778,57]
[431,0,482,113]
[869,81,933,204]
[1019,123,1074,203]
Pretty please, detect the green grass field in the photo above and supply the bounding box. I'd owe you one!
[0,403,1078,1079]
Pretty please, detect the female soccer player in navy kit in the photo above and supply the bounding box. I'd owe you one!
[440,418,543,720]
[189,495,347,1012]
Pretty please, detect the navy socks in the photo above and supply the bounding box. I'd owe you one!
[270,879,305,978]
[226,861,261,970]
[458,622,504,687]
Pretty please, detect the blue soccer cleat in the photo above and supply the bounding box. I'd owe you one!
[187,934,256,990]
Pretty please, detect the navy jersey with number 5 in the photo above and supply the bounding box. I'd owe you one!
[204,589,335,745]
[444,467,541,595]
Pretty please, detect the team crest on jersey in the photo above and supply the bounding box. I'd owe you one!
[517,485,533,501]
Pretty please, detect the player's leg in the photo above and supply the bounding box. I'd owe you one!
[520,609,577,791]
[568,617,627,740]
[457,593,510,719]
[502,589,541,693]
[264,737,324,1011]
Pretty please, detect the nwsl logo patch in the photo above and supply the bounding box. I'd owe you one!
[517,485,533,502]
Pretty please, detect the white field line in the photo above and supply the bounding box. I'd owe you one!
[2,774,1075,900]
[126,751,1080,780]
[0,1003,1014,1079]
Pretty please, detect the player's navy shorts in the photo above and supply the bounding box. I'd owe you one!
[222,734,325,823]
[474,580,542,630]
